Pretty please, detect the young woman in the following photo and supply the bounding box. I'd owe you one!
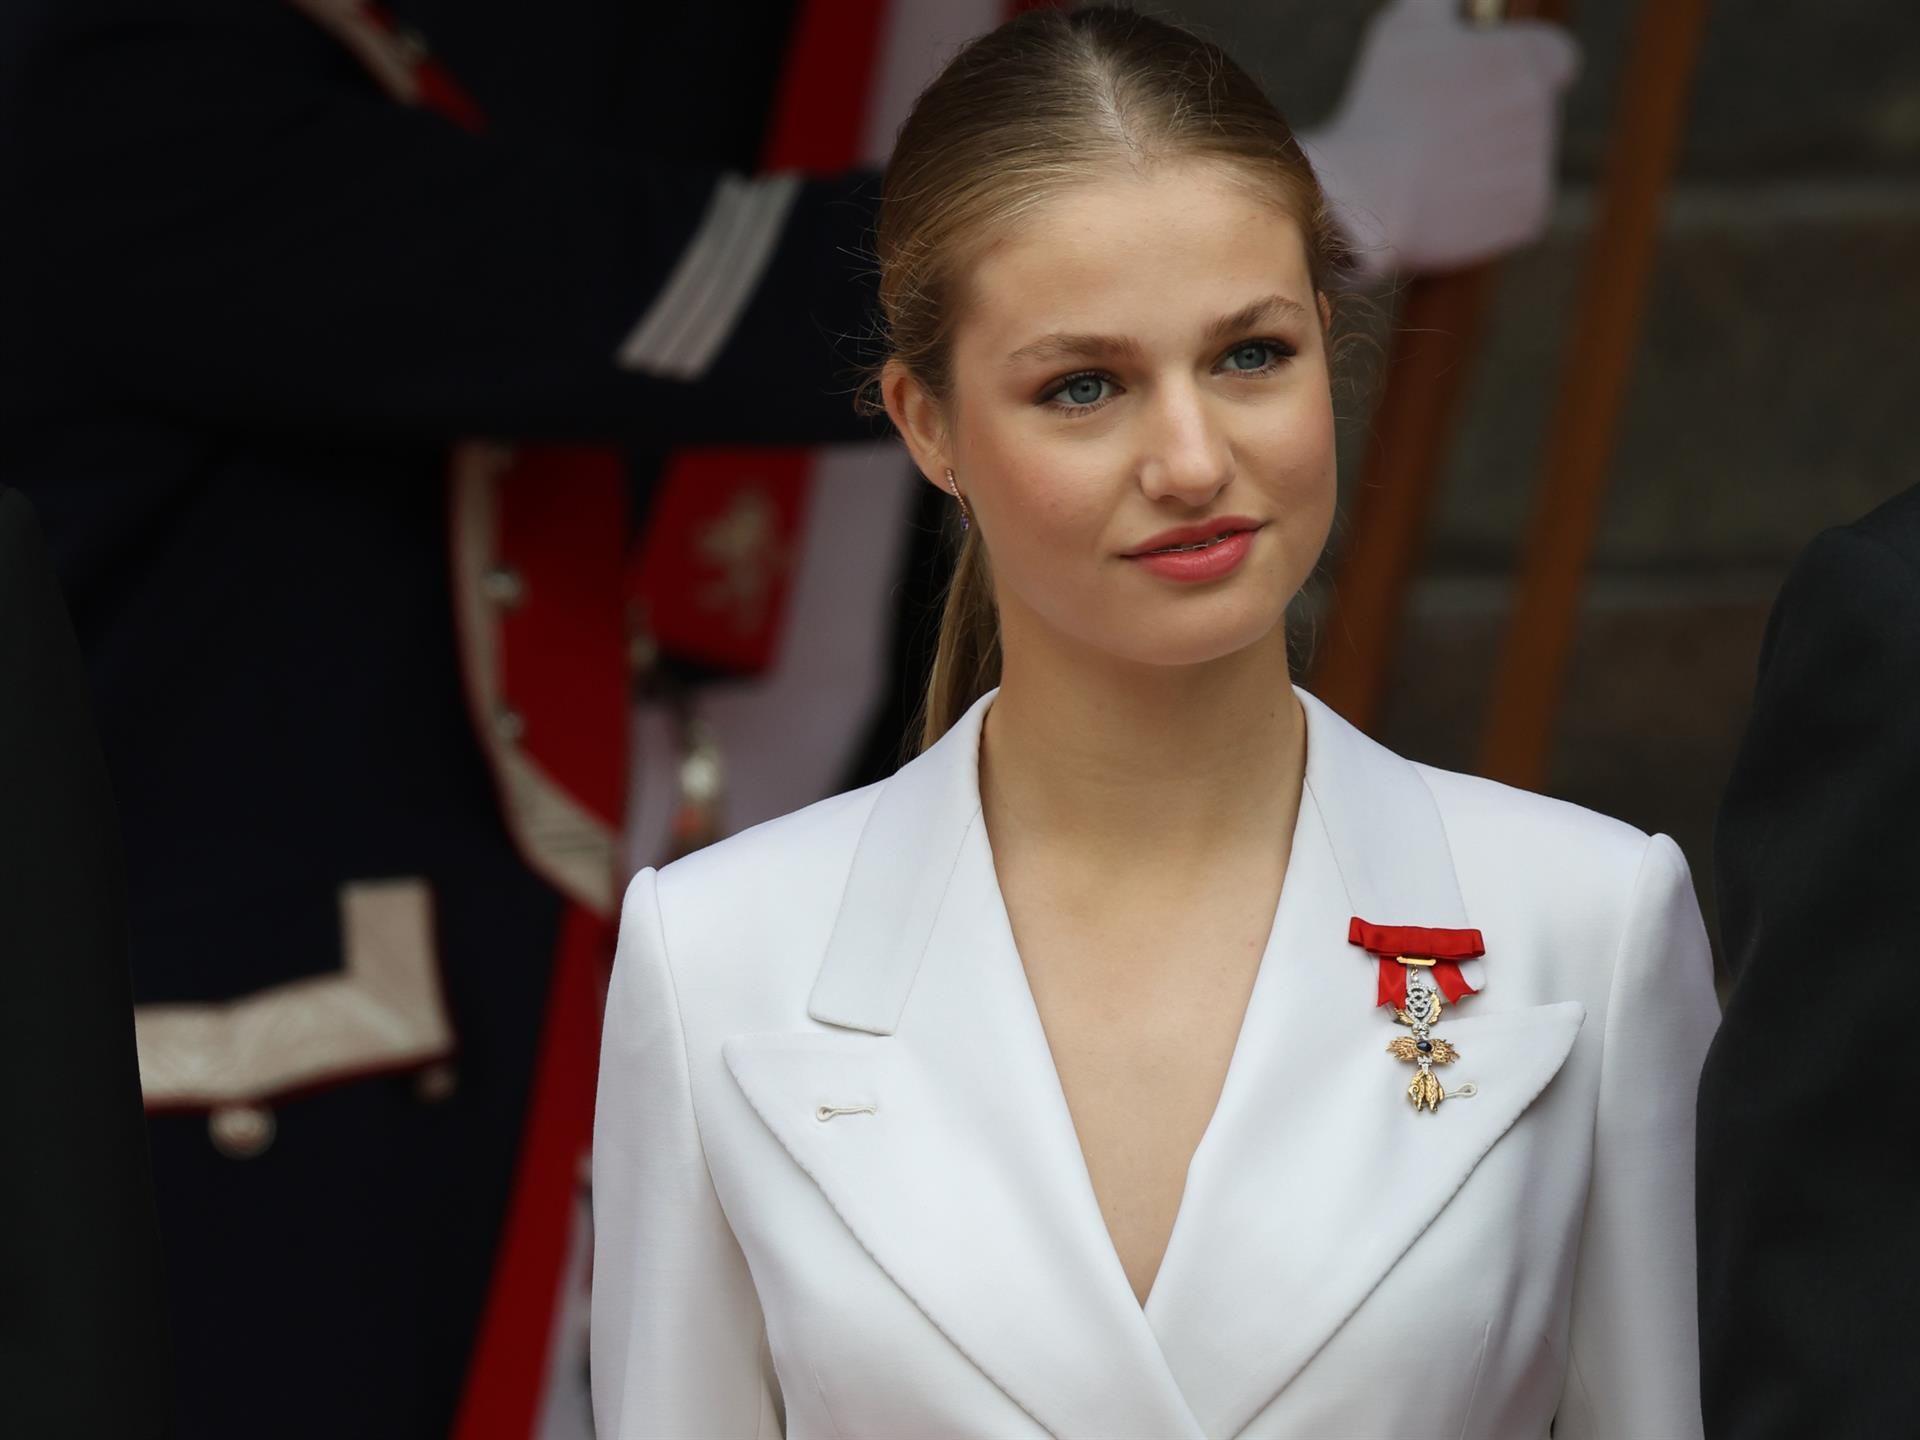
[591,8,1717,1437]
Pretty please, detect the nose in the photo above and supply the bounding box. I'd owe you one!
[1137,383,1233,507]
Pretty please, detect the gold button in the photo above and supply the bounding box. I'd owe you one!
[481,566,526,609]
[208,1104,276,1159]
[679,749,723,806]
[415,1063,459,1104]
[627,625,659,676]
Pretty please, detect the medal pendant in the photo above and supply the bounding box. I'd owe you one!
[1388,961,1460,1113]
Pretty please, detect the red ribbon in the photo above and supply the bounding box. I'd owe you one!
[1348,918,1485,1009]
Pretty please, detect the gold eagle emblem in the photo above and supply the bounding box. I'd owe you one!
[1386,1035,1459,1065]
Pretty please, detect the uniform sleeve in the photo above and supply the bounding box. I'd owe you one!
[591,867,782,1440]
[11,0,881,448]
[0,490,171,1438]
[1697,521,1920,1437]
[1554,833,1720,1440]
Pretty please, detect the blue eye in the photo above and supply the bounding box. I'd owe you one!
[1222,340,1287,373]
[1046,373,1114,411]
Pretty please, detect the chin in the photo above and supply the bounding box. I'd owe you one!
[1095,604,1290,671]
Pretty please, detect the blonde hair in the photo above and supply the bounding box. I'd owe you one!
[863,5,1354,750]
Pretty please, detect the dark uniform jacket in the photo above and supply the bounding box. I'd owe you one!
[0,487,171,1439]
[1698,480,1920,1438]
[0,0,878,1434]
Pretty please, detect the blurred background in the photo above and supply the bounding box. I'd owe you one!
[1181,0,1920,962]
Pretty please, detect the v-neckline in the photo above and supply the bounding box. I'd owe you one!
[971,708,1317,1313]
[774,682,1529,1440]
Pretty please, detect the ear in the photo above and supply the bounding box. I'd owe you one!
[1317,290,1334,334]
[880,360,952,491]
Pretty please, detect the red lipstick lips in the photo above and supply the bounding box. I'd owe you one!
[1122,518,1263,583]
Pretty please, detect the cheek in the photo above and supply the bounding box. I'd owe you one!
[1244,382,1338,516]
[965,422,1110,546]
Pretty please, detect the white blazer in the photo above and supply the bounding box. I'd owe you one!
[591,687,1719,1439]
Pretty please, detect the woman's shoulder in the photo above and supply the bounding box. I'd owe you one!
[655,778,882,914]
[1400,757,1706,1012]
[1411,758,1652,875]
[1302,687,1657,904]
[1408,756,1696,967]
[622,779,886,1001]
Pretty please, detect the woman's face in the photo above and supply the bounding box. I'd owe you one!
[891,161,1338,673]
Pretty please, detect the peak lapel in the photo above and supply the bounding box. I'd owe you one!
[728,693,1205,1440]
[1144,689,1585,1438]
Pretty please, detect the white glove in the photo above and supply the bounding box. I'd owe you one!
[1298,0,1581,277]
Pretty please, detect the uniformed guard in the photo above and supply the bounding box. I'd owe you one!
[0,0,887,1434]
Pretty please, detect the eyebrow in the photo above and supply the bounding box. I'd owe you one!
[1002,293,1311,370]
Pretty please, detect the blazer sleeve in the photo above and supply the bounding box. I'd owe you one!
[592,868,783,1439]
[1697,518,1920,1437]
[1554,833,1720,1440]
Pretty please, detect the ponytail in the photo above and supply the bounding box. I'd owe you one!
[917,522,1001,751]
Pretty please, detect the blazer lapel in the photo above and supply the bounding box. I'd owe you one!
[724,694,1205,1440]
[1142,688,1585,1439]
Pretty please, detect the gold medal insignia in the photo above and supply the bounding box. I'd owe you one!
[1347,919,1486,1114]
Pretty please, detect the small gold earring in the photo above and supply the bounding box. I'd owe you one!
[945,467,971,532]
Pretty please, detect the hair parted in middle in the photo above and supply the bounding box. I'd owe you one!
[862,4,1357,751]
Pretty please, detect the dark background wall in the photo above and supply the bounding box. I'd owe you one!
[1161,0,1920,967]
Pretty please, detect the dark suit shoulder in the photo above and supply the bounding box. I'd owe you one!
[1766,494,1920,661]
[1843,479,1920,568]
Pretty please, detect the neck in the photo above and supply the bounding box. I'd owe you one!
[978,622,1306,875]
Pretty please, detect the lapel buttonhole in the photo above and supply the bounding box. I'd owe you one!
[814,1102,878,1122]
